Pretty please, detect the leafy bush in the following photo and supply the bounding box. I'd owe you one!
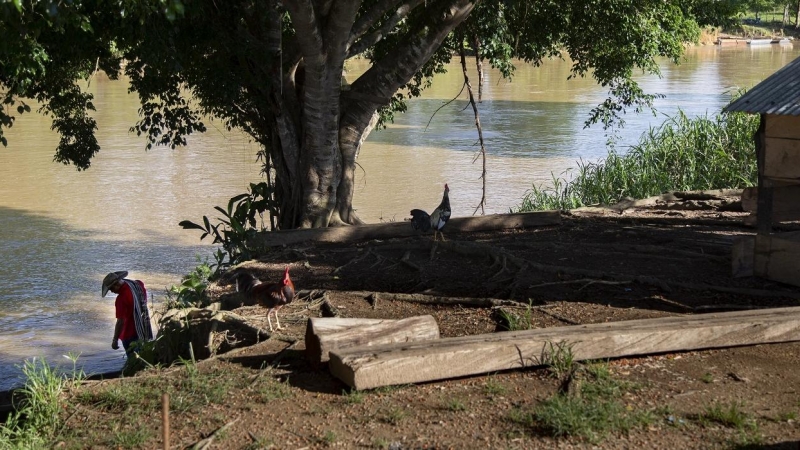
[180,182,276,275]
[166,258,213,308]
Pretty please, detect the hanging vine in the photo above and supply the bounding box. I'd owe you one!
[458,37,488,216]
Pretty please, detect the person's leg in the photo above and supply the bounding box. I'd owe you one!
[122,336,140,354]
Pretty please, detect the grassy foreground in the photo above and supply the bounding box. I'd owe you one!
[515,109,759,212]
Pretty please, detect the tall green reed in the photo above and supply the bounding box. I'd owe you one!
[515,109,758,212]
[0,355,85,448]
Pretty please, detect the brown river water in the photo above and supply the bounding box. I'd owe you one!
[0,44,798,391]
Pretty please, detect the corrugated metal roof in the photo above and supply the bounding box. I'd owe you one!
[724,54,800,115]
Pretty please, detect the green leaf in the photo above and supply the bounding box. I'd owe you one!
[213,206,228,218]
[178,220,206,231]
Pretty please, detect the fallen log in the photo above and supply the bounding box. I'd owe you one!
[247,211,561,248]
[305,316,440,366]
[329,306,800,390]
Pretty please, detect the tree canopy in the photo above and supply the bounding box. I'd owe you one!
[1,0,740,229]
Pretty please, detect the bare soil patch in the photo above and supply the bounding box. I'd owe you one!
[62,195,800,449]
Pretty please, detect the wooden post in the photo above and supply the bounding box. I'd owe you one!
[755,114,774,235]
[162,393,170,450]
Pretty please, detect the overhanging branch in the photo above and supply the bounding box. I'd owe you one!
[347,0,424,58]
[347,0,475,105]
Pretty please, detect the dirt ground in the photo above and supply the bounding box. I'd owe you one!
[60,193,800,449]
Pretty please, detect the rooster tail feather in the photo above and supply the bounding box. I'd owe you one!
[235,272,261,294]
[410,209,432,231]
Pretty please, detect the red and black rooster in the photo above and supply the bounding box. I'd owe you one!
[236,267,295,332]
[410,183,451,241]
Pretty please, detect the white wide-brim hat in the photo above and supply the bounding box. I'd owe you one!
[101,271,128,297]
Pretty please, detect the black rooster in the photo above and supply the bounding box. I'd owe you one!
[410,183,451,241]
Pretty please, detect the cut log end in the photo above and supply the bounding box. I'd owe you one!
[305,315,441,367]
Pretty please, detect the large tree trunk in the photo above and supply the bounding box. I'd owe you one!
[796,0,800,29]
[784,3,790,27]
[260,0,475,230]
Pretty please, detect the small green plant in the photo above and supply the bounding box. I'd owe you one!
[373,437,391,449]
[507,407,535,427]
[373,384,410,395]
[382,407,407,425]
[443,397,467,412]
[342,389,365,404]
[254,377,293,403]
[776,411,798,422]
[122,338,161,376]
[700,401,757,431]
[180,182,277,275]
[540,341,576,380]
[165,257,213,308]
[496,305,534,331]
[483,377,507,396]
[111,425,152,448]
[79,384,137,412]
[700,372,714,384]
[320,430,337,446]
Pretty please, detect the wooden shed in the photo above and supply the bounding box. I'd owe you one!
[725,55,800,287]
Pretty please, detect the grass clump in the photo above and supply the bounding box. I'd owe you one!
[111,425,153,448]
[509,346,654,443]
[0,355,85,448]
[320,430,337,446]
[696,401,764,449]
[484,377,507,396]
[515,109,758,212]
[531,368,652,442]
[381,407,408,425]
[540,341,577,380]
[495,305,535,331]
[254,376,293,403]
[342,389,365,404]
[699,401,757,431]
[442,397,467,412]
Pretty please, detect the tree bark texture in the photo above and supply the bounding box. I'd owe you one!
[251,0,476,229]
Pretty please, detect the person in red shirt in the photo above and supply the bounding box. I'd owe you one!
[102,271,154,353]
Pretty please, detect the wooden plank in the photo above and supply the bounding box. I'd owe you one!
[305,316,440,365]
[763,137,800,180]
[754,231,800,287]
[741,184,800,222]
[248,211,561,248]
[765,115,800,140]
[329,307,800,390]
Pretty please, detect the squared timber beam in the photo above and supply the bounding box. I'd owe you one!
[329,306,800,390]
